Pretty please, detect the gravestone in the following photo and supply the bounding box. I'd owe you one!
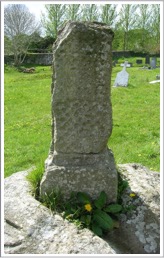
[150,57,157,69]
[40,21,117,203]
[120,63,131,67]
[113,61,129,87]
[145,55,150,64]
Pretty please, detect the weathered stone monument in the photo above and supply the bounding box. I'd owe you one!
[40,21,117,203]
[113,61,129,87]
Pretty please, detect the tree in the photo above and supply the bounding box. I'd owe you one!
[4,4,40,66]
[29,35,55,53]
[41,4,66,38]
[65,4,81,21]
[136,4,152,52]
[4,36,12,55]
[149,4,160,53]
[117,4,139,51]
[100,4,118,28]
[81,4,99,21]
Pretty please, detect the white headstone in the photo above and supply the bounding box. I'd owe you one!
[114,61,129,87]
[120,63,131,67]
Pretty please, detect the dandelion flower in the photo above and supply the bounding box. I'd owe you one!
[129,193,136,197]
[84,203,92,212]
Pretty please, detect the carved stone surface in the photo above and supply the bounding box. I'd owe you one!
[40,21,117,202]
[51,21,114,154]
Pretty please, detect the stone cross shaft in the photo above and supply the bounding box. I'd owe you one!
[40,21,117,203]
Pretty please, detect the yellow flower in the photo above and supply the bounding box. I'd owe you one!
[129,193,136,197]
[84,203,92,212]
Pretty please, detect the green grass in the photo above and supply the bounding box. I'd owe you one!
[4,65,52,177]
[109,66,160,171]
[4,61,160,177]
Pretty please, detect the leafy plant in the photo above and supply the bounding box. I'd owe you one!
[62,191,122,237]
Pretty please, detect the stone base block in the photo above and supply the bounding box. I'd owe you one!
[40,148,117,203]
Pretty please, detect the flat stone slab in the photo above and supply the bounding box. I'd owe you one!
[106,163,160,254]
[149,80,160,84]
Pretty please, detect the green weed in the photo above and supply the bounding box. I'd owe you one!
[40,190,123,237]
[26,161,44,199]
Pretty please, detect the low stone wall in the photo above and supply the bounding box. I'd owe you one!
[4,52,160,66]
[4,53,53,66]
[24,53,53,65]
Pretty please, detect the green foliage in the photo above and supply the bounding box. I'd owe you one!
[41,190,65,211]
[94,191,107,209]
[104,203,122,213]
[76,192,91,204]
[26,162,44,199]
[43,191,123,237]
[42,4,66,38]
[93,210,114,231]
[28,35,55,53]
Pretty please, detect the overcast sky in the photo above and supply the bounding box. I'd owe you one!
[24,2,46,20]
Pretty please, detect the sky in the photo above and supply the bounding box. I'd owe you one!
[24,2,46,21]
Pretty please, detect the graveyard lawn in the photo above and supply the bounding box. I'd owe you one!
[109,66,160,172]
[4,64,160,177]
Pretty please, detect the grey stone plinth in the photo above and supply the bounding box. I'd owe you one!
[40,148,117,203]
[40,21,117,202]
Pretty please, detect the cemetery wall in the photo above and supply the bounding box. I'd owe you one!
[4,51,160,66]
